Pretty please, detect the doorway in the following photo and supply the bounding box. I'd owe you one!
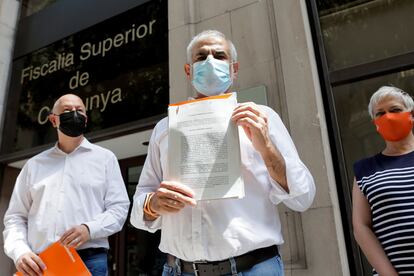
[109,156,166,276]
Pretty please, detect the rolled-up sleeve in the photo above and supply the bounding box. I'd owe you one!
[130,193,162,233]
[263,106,316,212]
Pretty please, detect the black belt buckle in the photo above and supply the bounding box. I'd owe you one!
[185,245,278,275]
[192,260,208,276]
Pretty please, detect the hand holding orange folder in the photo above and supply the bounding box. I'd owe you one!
[14,242,91,276]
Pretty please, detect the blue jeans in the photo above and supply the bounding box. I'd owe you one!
[79,251,108,276]
[162,255,284,276]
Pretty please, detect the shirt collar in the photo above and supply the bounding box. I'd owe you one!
[53,137,93,155]
[78,138,93,150]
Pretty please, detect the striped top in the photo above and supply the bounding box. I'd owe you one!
[354,151,414,275]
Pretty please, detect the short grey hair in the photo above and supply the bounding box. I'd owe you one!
[186,30,238,63]
[368,86,414,119]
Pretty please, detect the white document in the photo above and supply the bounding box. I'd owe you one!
[167,93,244,201]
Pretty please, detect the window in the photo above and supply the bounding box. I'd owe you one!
[319,0,414,70]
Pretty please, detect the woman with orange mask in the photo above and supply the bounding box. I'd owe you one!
[352,86,414,276]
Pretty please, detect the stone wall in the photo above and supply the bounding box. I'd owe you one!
[168,0,349,275]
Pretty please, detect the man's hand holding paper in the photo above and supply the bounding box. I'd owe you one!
[149,181,196,215]
[232,101,289,192]
[232,102,271,153]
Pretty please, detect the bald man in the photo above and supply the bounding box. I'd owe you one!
[3,94,130,276]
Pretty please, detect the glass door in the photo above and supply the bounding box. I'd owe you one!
[109,156,166,276]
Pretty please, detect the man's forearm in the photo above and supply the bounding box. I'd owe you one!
[260,144,289,193]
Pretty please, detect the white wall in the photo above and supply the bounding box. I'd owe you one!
[0,0,20,274]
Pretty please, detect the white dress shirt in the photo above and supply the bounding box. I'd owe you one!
[130,105,315,262]
[3,138,130,263]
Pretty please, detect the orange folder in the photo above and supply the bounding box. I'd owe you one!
[14,242,91,276]
[169,92,233,106]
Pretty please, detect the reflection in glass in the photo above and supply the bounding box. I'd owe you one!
[126,165,165,276]
[21,0,58,17]
[318,0,414,70]
[333,69,414,187]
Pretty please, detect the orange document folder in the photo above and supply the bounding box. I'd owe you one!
[14,242,91,276]
[168,92,233,106]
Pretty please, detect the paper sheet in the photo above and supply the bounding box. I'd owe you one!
[167,93,244,200]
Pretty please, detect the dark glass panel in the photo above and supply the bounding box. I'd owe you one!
[125,165,165,276]
[21,0,58,17]
[333,69,414,187]
[318,0,414,70]
[3,0,169,154]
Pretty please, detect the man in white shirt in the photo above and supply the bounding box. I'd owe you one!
[130,30,315,275]
[3,94,130,276]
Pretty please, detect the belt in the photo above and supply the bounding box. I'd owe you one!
[77,247,108,258]
[180,245,279,276]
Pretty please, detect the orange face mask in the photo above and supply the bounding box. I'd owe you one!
[374,112,413,142]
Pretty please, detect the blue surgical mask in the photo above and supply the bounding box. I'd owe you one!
[191,55,233,96]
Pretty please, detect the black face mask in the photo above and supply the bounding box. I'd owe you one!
[58,110,87,137]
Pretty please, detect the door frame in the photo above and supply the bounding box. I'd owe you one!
[109,155,147,276]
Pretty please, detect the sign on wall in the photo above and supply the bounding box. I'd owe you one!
[3,0,168,154]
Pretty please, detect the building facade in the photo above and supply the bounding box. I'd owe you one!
[1,0,412,275]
